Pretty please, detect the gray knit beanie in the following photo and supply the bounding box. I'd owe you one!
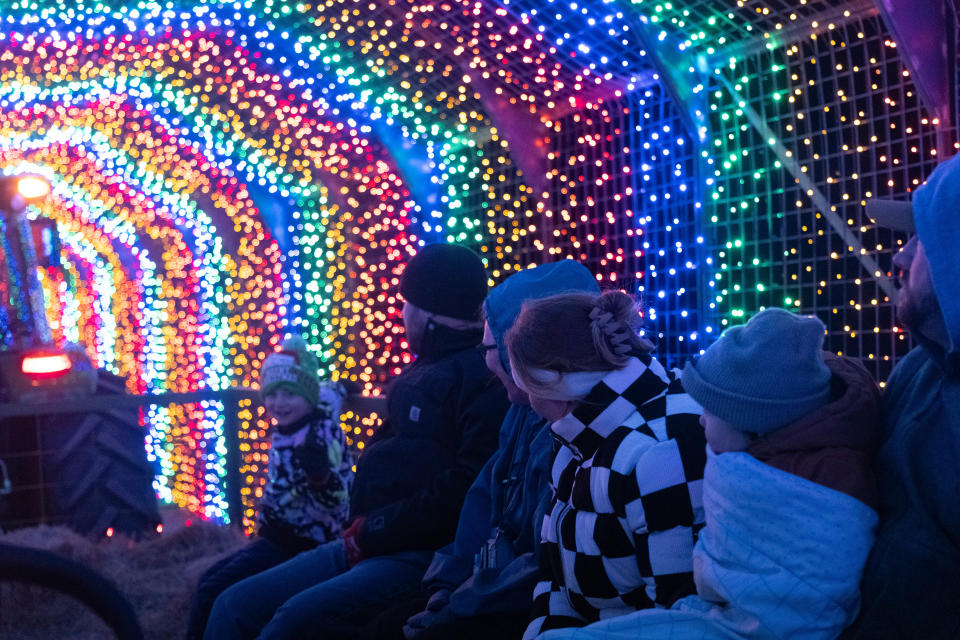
[681,308,831,433]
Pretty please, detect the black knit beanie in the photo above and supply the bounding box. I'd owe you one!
[400,243,487,321]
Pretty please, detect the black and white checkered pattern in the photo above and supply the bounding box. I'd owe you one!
[523,354,706,639]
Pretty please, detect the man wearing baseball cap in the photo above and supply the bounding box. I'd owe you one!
[844,154,960,639]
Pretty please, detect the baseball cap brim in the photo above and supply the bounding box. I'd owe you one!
[866,199,915,232]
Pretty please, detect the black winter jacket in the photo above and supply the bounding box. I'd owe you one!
[351,321,510,557]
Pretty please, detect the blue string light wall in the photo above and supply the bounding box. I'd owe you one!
[543,85,702,365]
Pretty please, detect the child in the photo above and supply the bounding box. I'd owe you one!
[185,335,351,640]
[535,308,881,640]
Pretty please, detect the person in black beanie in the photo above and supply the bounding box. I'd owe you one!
[400,243,488,318]
[203,244,510,640]
[398,243,490,354]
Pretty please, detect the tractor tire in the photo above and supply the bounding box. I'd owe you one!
[0,542,144,639]
[38,374,160,539]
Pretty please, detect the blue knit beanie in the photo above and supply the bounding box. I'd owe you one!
[912,153,960,355]
[681,308,831,433]
[483,261,600,373]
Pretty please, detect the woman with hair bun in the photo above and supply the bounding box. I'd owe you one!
[506,290,706,639]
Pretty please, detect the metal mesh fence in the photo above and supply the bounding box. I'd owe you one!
[700,12,953,382]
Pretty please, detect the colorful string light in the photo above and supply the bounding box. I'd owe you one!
[0,0,954,529]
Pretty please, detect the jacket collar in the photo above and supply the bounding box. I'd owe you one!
[414,320,482,362]
[550,353,671,460]
[748,354,881,459]
[915,332,960,379]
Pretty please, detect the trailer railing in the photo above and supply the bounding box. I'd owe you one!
[0,389,386,530]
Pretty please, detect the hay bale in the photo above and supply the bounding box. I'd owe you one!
[0,516,246,639]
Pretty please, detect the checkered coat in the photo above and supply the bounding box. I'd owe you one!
[523,354,706,639]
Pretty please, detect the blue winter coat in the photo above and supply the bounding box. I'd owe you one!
[845,154,960,639]
[844,345,960,639]
[421,403,554,616]
[419,259,600,617]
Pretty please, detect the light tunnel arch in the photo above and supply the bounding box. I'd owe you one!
[0,0,956,525]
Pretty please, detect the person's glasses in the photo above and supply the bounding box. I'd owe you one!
[476,343,497,354]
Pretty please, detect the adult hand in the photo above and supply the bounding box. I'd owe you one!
[341,517,365,567]
[401,589,452,639]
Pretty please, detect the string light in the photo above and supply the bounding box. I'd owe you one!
[0,0,951,529]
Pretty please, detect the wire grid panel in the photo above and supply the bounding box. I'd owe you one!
[703,13,951,383]
[462,128,548,278]
[631,0,860,55]
[490,0,655,81]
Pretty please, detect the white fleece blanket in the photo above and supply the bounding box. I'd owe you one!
[539,448,877,640]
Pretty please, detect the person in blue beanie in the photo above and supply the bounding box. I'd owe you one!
[678,309,880,639]
[843,153,960,639]
[363,260,602,639]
